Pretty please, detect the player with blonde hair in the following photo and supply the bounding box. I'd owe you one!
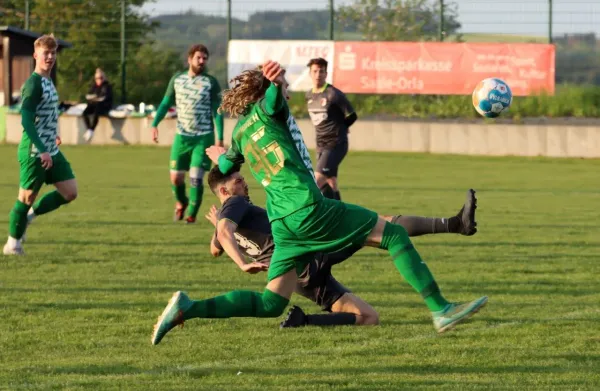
[4,34,78,255]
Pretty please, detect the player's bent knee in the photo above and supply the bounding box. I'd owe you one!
[170,171,185,185]
[257,289,289,318]
[189,168,204,188]
[354,310,380,326]
[361,311,380,326]
[63,191,78,202]
[18,192,37,205]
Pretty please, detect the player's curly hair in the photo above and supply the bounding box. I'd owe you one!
[218,68,270,118]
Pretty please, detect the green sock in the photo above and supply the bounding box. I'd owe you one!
[184,289,289,319]
[33,191,69,216]
[380,222,450,312]
[172,183,188,206]
[8,200,30,239]
[186,177,204,219]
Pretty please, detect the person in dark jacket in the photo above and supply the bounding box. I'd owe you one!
[83,68,113,142]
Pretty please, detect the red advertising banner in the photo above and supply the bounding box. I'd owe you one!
[333,42,555,96]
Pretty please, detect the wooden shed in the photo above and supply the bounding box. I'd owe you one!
[0,26,72,106]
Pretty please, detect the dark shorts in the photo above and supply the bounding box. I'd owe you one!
[294,244,362,311]
[316,140,348,178]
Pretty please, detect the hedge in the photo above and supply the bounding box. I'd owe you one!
[287,85,600,120]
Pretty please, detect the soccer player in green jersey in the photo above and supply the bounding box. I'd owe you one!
[151,61,487,345]
[3,34,78,256]
[150,44,224,224]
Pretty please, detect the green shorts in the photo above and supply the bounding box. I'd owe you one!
[169,133,214,172]
[268,197,379,282]
[19,151,76,191]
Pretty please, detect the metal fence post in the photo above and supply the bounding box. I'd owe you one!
[25,0,30,30]
[329,0,334,40]
[227,0,232,42]
[548,0,553,44]
[121,0,127,104]
[439,0,445,41]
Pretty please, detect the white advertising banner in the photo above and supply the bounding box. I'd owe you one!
[227,40,334,91]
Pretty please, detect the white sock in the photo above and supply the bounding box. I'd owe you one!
[6,236,20,247]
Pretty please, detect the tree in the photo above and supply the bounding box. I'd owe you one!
[1,0,181,104]
[337,0,461,41]
[126,43,184,106]
[26,0,158,103]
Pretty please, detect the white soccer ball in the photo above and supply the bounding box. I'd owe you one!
[472,78,513,118]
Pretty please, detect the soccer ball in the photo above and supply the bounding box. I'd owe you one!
[472,78,513,118]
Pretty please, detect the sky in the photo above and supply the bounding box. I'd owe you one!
[141,0,600,37]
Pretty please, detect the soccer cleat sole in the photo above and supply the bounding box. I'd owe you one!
[436,296,488,334]
[151,291,183,345]
[460,189,478,236]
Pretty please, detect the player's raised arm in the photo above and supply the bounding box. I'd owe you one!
[259,61,286,116]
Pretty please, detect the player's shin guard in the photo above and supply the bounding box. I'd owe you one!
[8,200,30,240]
[380,222,450,312]
[32,191,69,216]
[390,215,452,236]
[184,289,289,319]
[186,170,204,218]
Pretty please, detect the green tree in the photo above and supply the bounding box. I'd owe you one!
[26,0,157,103]
[1,0,184,104]
[337,0,461,41]
[126,43,184,106]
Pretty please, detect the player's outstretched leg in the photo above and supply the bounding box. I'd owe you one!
[281,291,379,328]
[151,270,297,345]
[371,217,487,333]
[31,191,71,217]
[388,189,478,237]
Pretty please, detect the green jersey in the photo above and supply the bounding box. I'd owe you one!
[152,71,222,138]
[19,72,59,158]
[221,83,322,221]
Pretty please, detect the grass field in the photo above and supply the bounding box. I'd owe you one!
[1,145,599,390]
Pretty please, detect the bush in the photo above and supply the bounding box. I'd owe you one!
[287,85,600,120]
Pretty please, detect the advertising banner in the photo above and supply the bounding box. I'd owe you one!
[332,42,555,96]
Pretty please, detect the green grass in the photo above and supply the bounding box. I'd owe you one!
[1,145,599,390]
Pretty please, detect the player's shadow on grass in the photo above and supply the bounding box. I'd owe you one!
[347,280,600,296]
[131,363,583,382]
[422,241,600,248]
[86,221,171,227]
[47,220,173,227]
[30,239,205,247]
[0,281,252,294]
